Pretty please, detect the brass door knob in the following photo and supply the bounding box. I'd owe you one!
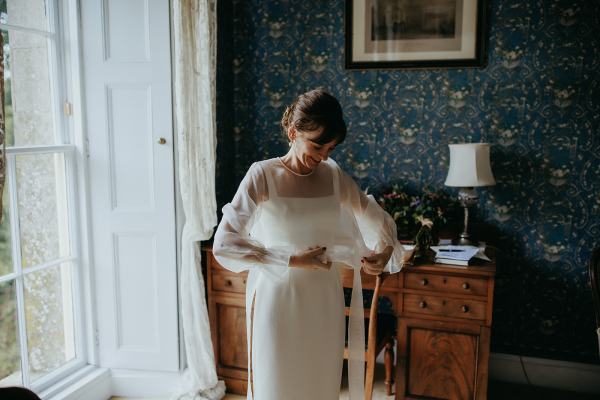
[158,137,167,144]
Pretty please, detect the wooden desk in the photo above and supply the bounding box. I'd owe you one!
[391,260,496,400]
[203,247,496,399]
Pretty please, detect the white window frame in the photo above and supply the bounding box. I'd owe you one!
[0,0,97,393]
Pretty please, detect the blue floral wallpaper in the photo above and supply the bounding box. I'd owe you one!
[216,0,600,364]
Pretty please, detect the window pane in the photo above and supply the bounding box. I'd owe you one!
[0,0,50,32]
[0,279,22,386]
[24,263,75,381]
[16,153,70,268]
[2,28,57,146]
[0,181,13,276]
[2,30,14,147]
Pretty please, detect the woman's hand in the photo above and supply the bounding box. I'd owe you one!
[289,246,332,270]
[361,246,393,275]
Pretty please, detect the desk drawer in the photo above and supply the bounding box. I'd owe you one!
[339,269,399,289]
[404,272,488,296]
[212,271,247,294]
[404,293,487,321]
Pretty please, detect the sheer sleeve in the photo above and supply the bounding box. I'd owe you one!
[213,162,291,273]
[337,166,405,273]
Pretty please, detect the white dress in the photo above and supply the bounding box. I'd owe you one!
[213,158,404,400]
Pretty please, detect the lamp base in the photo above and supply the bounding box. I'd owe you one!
[457,187,478,247]
[457,233,473,246]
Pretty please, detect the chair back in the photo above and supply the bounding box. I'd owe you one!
[366,274,385,353]
[342,271,395,400]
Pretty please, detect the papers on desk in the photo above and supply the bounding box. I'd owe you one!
[430,245,490,266]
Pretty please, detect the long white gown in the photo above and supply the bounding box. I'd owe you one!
[213,157,404,400]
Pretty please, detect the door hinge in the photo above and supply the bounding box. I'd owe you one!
[63,101,73,116]
[95,328,100,347]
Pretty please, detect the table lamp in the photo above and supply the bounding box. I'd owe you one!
[444,143,496,245]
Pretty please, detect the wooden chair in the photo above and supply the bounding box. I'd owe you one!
[344,274,396,399]
[589,247,600,357]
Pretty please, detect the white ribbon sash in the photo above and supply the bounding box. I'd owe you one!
[347,264,366,399]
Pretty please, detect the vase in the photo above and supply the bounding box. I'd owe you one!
[413,225,434,262]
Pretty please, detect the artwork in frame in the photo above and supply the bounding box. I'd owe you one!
[345,0,488,69]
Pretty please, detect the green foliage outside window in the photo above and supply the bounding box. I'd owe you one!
[0,15,18,379]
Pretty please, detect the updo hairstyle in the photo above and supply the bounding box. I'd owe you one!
[281,89,347,145]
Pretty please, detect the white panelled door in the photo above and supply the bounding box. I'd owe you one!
[81,0,178,371]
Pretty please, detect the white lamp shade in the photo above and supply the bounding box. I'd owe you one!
[444,143,496,187]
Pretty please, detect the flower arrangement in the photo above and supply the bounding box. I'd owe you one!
[377,185,460,256]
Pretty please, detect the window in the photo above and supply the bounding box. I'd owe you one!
[0,0,86,392]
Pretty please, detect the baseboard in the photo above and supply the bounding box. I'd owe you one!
[43,366,111,400]
[490,353,600,394]
[110,368,184,397]
[378,344,600,395]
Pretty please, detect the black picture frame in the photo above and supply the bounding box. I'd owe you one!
[345,0,489,70]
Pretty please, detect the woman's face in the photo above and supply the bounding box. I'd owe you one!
[290,127,337,170]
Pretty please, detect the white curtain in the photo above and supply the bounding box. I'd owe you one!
[171,1,225,399]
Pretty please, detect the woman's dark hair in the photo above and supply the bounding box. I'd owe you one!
[281,89,347,145]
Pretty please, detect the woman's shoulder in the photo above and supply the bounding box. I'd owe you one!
[255,157,280,167]
[242,158,281,183]
[245,158,277,171]
[324,157,345,176]
[324,157,340,168]
[324,158,359,189]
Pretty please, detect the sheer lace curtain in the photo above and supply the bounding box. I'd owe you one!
[172,1,224,399]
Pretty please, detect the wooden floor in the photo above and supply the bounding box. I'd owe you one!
[113,380,598,400]
[112,364,599,400]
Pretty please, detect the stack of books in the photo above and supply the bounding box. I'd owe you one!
[431,245,490,267]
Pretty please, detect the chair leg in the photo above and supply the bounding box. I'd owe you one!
[384,337,395,396]
[365,356,375,400]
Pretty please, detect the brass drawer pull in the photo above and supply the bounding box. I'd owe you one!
[461,305,470,313]
[421,278,428,286]
[225,279,232,286]
[419,301,427,308]
[462,282,470,290]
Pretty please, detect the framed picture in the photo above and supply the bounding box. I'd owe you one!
[345,0,488,69]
